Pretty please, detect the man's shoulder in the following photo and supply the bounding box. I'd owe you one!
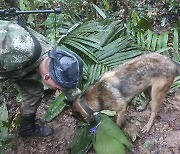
[0,20,53,77]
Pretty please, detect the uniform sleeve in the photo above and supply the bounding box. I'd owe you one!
[64,87,82,102]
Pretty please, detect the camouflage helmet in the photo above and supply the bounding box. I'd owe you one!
[0,20,38,72]
[48,48,84,90]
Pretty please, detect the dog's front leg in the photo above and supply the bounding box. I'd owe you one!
[103,86,127,127]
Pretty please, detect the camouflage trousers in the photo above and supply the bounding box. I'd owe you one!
[14,79,44,116]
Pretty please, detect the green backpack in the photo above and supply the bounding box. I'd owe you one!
[0,19,44,80]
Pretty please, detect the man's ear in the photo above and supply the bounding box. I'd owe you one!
[44,74,50,81]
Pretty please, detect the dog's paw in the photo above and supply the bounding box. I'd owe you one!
[141,124,151,133]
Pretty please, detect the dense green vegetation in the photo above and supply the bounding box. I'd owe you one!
[0,0,179,153]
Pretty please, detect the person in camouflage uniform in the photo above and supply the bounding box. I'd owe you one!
[0,20,83,137]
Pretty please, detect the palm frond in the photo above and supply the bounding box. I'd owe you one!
[92,4,107,19]
[136,30,169,53]
[57,20,144,88]
[172,28,180,61]
[128,20,180,91]
[97,36,135,59]
[62,39,98,62]
[105,50,143,67]
[171,76,180,92]
[83,63,109,90]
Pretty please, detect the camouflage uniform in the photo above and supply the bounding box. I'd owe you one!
[0,20,80,116]
[0,19,53,115]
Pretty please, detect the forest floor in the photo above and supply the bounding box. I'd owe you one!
[4,88,180,154]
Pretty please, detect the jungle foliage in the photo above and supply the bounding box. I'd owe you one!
[0,0,179,153]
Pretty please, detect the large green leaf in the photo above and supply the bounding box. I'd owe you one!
[44,93,66,122]
[70,121,93,154]
[94,131,126,154]
[92,114,131,154]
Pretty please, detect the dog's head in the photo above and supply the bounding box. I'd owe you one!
[72,96,95,123]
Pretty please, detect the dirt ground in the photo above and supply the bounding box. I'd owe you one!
[3,87,180,154]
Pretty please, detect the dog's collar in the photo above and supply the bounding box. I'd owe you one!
[79,97,94,116]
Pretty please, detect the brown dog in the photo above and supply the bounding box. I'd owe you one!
[73,53,180,133]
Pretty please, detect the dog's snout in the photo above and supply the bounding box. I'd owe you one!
[84,115,95,123]
[72,111,95,123]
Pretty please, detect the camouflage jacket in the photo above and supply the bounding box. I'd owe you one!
[0,19,53,81]
[0,20,81,101]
